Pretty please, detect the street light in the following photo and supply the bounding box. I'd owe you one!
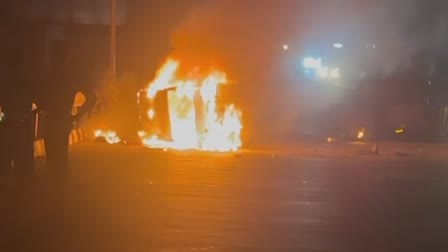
[333,43,343,49]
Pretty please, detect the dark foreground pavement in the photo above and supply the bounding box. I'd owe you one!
[1,143,448,251]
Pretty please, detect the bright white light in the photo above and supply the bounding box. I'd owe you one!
[147,108,155,119]
[329,68,340,79]
[317,66,329,78]
[333,43,343,49]
[303,57,322,69]
[283,44,288,50]
[316,67,340,80]
[303,57,340,80]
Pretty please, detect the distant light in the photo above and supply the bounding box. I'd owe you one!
[357,129,365,139]
[395,128,405,134]
[329,68,340,79]
[317,67,340,80]
[283,44,289,50]
[333,43,343,49]
[317,66,329,78]
[303,57,341,80]
[327,137,334,143]
[303,57,322,69]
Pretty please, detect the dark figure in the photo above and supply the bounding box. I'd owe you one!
[0,3,40,249]
[41,38,96,177]
[34,38,96,232]
[0,2,36,177]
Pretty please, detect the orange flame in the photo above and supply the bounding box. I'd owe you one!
[94,129,121,144]
[0,107,4,122]
[140,58,242,152]
[147,108,155,120]
[357,129,365,139]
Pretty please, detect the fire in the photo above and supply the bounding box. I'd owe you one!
[94,129,121,144]
[147,108,155,119]
[140,58,242,152]
[395,128,405,134]
[0,107,4,122]
[357,129,365,139]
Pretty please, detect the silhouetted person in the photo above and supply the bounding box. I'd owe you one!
[0,2,36,177]
[0,1,35,177]
[0,52,35,177]
[0,3,40,249]
[41,38,96,179]
[34,38,97,233]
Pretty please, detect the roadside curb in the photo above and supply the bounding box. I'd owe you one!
[34,128,92,158]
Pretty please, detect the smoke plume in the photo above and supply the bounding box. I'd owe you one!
[168,0,448,141]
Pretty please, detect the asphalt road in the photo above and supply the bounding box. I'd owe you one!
[1,143,448,252]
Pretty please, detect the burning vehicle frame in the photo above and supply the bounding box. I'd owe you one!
[96,59,243,153]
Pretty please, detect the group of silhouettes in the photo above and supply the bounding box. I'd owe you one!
[0,4,97,181]
[0,5,99,246]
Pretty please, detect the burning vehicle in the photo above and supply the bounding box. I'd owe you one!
[137,58,243,152]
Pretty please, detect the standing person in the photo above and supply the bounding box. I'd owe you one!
[0,3,41,249]
[37,37,96,230]
[41,38,96,177]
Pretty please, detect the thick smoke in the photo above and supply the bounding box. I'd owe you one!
[169,1,326,140]
[366,0,448,74]
[168,0,448,142]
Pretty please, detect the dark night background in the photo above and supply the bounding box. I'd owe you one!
[3,2,448,252]
[3,0,448,143]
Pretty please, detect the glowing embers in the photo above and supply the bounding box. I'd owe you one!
[94,129,121,144]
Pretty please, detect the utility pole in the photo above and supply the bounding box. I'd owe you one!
[110,0,117,81]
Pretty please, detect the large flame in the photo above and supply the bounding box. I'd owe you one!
[140,58,242,152]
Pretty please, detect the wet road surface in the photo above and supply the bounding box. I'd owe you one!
[1,143,448,251]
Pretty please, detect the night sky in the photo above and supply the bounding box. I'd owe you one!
[7,0,448,136]
[117,0,448,136]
